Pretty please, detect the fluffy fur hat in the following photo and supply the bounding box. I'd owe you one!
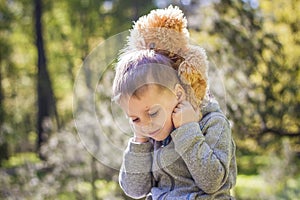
[125,5,209,108]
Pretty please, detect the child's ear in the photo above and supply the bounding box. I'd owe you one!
[174,84,186,101]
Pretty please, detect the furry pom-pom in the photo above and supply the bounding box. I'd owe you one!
[134,5,187,32]
[127,5,189,51]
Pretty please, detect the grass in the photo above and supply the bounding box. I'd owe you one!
[1,152,299,199]
[234,174,300,200]
[234,174,270,199]
[75,179,124,200]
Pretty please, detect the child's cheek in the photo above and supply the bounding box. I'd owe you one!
[130,122,140,133]
[156,109,167,125]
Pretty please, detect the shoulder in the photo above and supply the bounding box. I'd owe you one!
[200,111,230,130]
[199,112,233,150]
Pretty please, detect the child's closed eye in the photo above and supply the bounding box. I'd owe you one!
[149,110,159,118]
[131,118,140,123]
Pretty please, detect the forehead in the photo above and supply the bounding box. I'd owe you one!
[120,85,172,115]
[120,85,159,108]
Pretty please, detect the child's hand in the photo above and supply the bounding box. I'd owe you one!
[129,122,149,143]
[133,133,149,143]
[172,100,200,129]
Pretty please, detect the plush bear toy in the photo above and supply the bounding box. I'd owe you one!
[124,5,209,109]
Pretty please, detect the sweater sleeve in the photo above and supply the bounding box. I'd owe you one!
[119,138,153,199]
[170,115,234,194]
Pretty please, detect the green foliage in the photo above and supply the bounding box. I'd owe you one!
[235,166,300,200]
[234,174,271,199]
[215,0,299,137]
[188,0,300,154]
[235,139,300,199]
[277,175,300,200]
[75,180,124,200]
[1,152,41,168]
[0,0,156,155]
[0,126,128,200]
[57,192,77,200]
[237,155,268,175]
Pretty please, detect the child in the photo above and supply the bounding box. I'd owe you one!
[112,6,237,200]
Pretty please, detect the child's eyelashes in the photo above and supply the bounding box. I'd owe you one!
[149,110,159,118]
[131,118,140,123]
[129,109,160,123]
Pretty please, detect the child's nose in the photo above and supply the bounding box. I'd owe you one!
[141,115,152,124]
[139,117,154,131]
[141,124,152,133]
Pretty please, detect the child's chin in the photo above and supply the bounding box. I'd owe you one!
[152,133,169,142]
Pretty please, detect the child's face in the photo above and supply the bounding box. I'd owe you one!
[120,85,179,141]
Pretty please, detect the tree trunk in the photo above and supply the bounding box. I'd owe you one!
[91,156,98,200]
[132,0,140,21]
[0,64,4,127]
[34,0,59,154]
[0,63,9,164]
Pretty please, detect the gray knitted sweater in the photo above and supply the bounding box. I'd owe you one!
[119,101,237,199]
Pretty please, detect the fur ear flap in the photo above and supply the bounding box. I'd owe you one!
[178,45,208,107]
[178,61,207,108]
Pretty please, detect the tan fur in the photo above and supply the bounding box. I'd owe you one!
[125,5,209,107]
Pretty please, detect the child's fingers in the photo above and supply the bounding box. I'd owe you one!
[175,103,182,108]
[175,100,190,111]
[173,107,181,113]
[180,100,191,106]
[172,99,200,128]
[177,100,189,107]
[174,100,187,109]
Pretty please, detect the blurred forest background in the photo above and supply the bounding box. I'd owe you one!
[0,0,299,199]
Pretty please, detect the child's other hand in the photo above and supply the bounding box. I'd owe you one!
[172,100,200,129]
[133,132,149,143]
[133,135,149,143]
[129,122,149,143]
